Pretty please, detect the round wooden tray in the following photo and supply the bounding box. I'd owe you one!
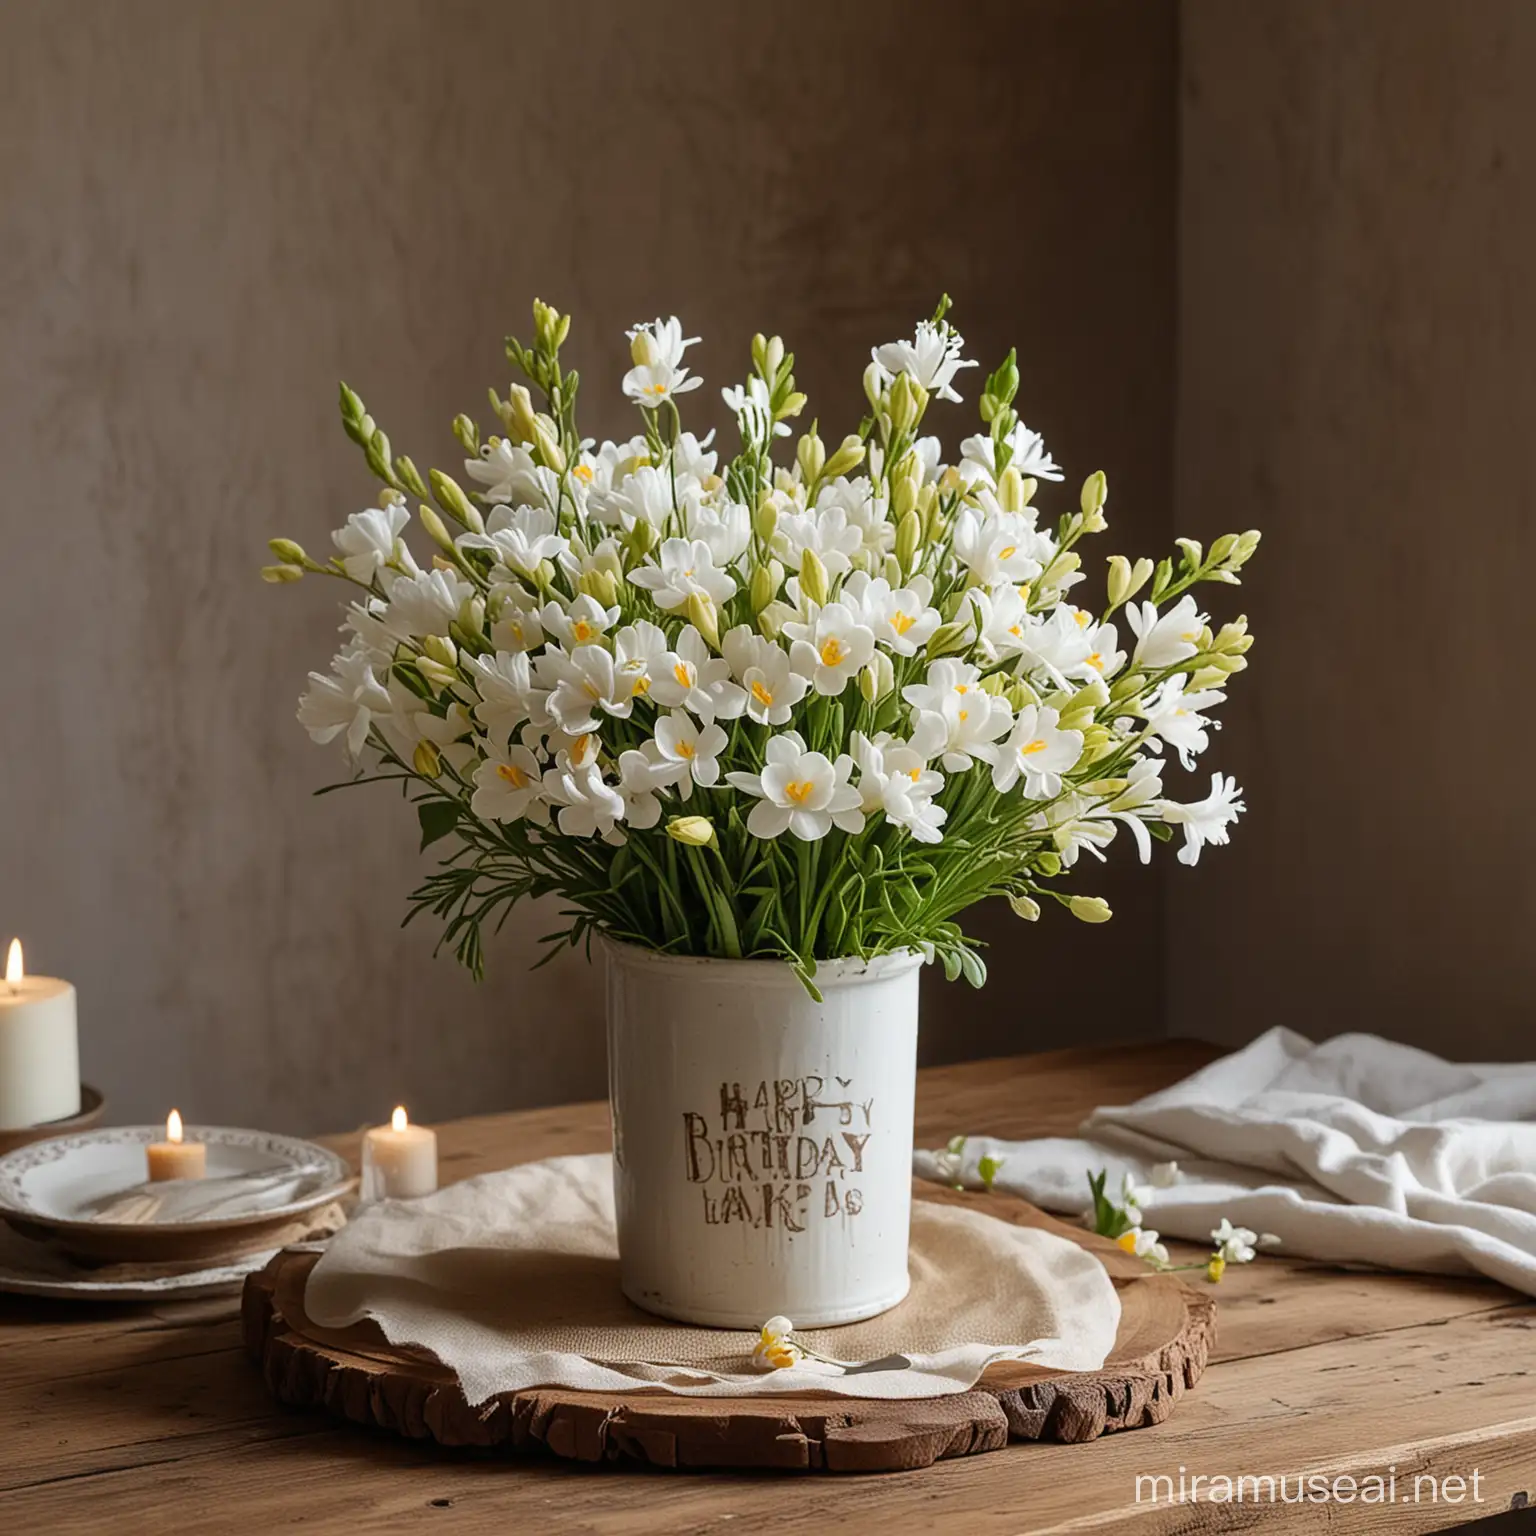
[243,1183,1215,1473]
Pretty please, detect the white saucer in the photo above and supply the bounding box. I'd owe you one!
[0,1221,285,1301]
[0,1126,352,1263]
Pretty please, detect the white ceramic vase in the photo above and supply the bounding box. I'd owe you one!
[605,940,922,1328]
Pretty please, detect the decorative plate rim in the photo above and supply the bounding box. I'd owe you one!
[0,1126,353,1234]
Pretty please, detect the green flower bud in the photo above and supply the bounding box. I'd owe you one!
[1004,680,1039,711]
[666,815,717,848]
[460,595,486,639]
[1069,895,1113,924]
[1039,551,1081,591]
[822,435,866,480]
[1008,893,1041,922]
[998,466,1026,513]
[627,519,659,559]
[862,361,885,413]
[260,563,303,584]
[895,510,922,573]
[926,621,971,660]
[421,634,458,668]
[452,414,479,454]
[750,564,777,614]
[1187,666,1229,690]
[1106,555,1133,609]
[268,537,308,567]
[577,568,619,608]
[412,740,443,777]
[753,496,778,543]
[778,390,807,421]
[1080,470,1108,521]
[533,421,565,474]
[887,373,916,437]
[430,469,478,529]
[687,591,720,650]
[978,672,1009,697]
[800,550,829,607]
[418,504,456,557]
[763,335,785,380]
[1208,533,1239,566]
[417,657,458,689]
[796,428,825,486]
[505,383,539,443]
[629,329,657,368]
[1035,851,1062,877]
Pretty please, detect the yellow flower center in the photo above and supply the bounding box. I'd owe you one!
[572,620,596,642]
[643,382,668,396]
[751,680,774,707]
[891,609,916,635]
[819,636,846,667]
[573,464,594,484]
[496,762,530,789]
[1008,624,1023,637]
[570,734,595,767]
[1021,738,1048,756]
[999,544,1017,560]
[907,767,921,781]
[673,662,694,688]
[1074,609,1092,629]
[784,780,816,805]
[958,708,970,722]
[1182,629,1201,642]
[1087,652,1104,671]
[677,741,695,759]
[956,683,970,695]
[1116,1231,1140,1254]
[631,674,651,697]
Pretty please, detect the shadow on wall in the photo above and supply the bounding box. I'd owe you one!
[0,0,1177,1131]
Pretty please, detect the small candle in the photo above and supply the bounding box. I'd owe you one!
[361,1106,437,1199]
[146,1109,207,1182]
[0,939,81,1130]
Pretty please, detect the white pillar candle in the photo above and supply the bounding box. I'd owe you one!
[361,1106,437,1199]
[0,940,81,1130]
[145,1109,207,1181]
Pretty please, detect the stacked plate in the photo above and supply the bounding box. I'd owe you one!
[0,1126,354,1300]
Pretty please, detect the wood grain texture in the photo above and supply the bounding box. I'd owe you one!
[1174,0,1536,1058]
[239,1190,1215,1471]
[3,1045,1533,1534]
[0,0,1177,1136]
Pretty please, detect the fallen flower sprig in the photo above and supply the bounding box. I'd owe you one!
[749,1315,853,1372]
[934,1135,1006,1192]
[1086,1168,1277,1283]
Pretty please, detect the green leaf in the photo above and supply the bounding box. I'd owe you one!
[417,800,460,851]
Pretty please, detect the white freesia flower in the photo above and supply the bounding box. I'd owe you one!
[332,504,410,583]
[1127,594,1205,669]
[623,316,703,405]
[853,732,947,844]
[1141,676,1224,769]
[951,501,1053,586]
[815,476,893,558]
[1212,1218,1258,1265]
[959,421,1064,485]
[1069,616,1126,683]
[842,572,941,656]
[721,375,788,440]
[1117,1227,1169,1265]
[648,625,747,719]
[751,1316,802,1372]
[920,689,1014,773]
[298,650,391,757]
[651,711,727,797]
[470,740,547,824]
[784,601,876,697]
[774,505,863,579]
[968,583,1034,665]
[467,505,570,580]
[379,569,472,640]
[992,705,1083,798]
[539,593,619,649]
[721,626,810,725]
[1059,756,1166,864]
[726,731,864,842]
[587,463,674,534]
[542,762,626,840]
[613,618,669,702]
[488,585,546,654]
[628,537,737,610]
[902,657,985,715]
[615,749,669,830]
[1159,772,1245,866]
[464,436,545,506]
[538,644,639,734]
[1121,1171,1154,1218]
[1010,605,1096,688]
[872,319,976,402]
[465,650,544,743]
[341,599,397,665]
[679,496,752,566]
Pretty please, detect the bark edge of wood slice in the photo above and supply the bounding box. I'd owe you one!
[242,1184,1215,1473]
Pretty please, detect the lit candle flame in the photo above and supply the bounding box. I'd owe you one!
[5,939,21,991]
[391,1105,409,1133]
[167,1109,184,1144]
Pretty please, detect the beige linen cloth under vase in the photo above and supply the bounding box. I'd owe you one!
[304,1153,1119,1404]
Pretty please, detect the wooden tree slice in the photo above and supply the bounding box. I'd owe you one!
[242,1185,1215,1473]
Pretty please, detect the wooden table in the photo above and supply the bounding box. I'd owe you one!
[3,1041,1533,1535]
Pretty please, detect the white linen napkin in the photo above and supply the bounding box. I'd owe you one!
[304,1152,1120,1404]
[914,1027,1536,1295]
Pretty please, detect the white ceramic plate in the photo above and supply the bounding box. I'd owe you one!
[0,1221,287,1301]
[0,1126,352,1245]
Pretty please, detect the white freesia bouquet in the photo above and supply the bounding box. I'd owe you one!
[266,299,1258,991]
